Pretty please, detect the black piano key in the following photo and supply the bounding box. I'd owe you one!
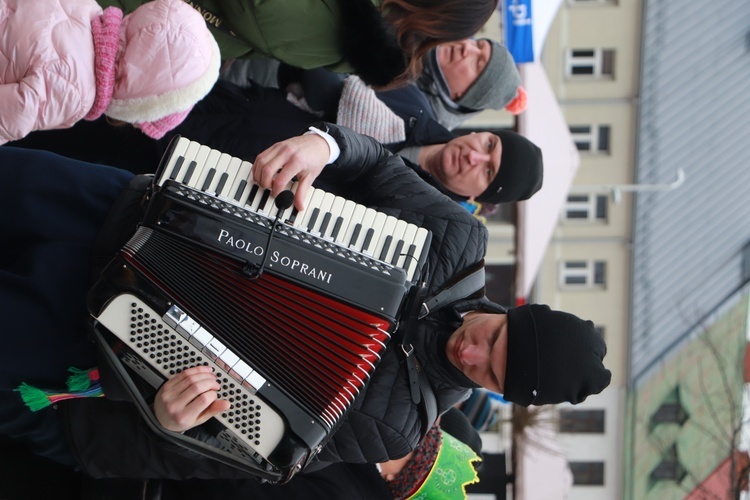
[331,217,344,241]
[319,213,332,236]
[183,161,197,184]
[258,189,271,211]
[201,168,216,191]
[361,228,375,252]
[390,240,405,265]
[234,179,247,202]
[306,208,320,232]
[246,184,260,206]
[215,172,229,195]
[287,207,299,224]
[406,243,417,265]
[349,223,362,247]
[378,235,392,261]
[169,156,185,180]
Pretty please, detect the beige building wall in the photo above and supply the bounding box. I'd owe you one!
[533,1,643,498]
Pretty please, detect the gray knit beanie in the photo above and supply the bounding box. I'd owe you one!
[457,40,522,112]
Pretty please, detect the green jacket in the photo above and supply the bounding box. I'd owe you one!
[98,0,401,81]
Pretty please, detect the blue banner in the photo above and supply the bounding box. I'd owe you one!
[504,0,534,63]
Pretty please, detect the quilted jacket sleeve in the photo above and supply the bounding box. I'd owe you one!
[0,70,86,145]
[0,80,44,145]
[310,124,488,464]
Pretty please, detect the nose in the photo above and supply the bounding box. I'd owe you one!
[468,150,491,166]
[460,40,479,56]
[460,344,489,367]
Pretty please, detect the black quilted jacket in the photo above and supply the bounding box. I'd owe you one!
[58,124,489,478]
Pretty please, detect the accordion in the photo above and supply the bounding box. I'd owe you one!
[87,137,431,482]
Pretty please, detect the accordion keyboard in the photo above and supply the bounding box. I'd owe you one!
[157,137,429,282]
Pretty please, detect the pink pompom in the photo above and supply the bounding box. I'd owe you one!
[505,86,528,115]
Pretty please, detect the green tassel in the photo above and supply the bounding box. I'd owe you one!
[15,383,53,411]
[66,367,93,392]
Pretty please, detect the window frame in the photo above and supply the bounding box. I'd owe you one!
[569,124,611,154]
[563,193,609,222]
[566,48,616,79]
[559,260,607,289]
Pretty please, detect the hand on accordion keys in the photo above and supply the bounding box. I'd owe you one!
[252,133,331,211]
[153,366,231,433]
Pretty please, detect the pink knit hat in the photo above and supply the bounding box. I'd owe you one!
[88,0,220,139]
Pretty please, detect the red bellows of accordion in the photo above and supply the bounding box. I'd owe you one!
[121,230,392,430]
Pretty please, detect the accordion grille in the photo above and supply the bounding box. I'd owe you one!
[122,228,392,429]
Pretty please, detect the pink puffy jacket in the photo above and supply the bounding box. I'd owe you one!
[0,0,102,144]
[0,0,220,144]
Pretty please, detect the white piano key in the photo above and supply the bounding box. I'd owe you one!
[286,185,315,225]
[194,149,222,192]
[324,196,347,240]
[384,219,408,265]
[255,189,274,216]
[373,215,399,262]
[230,160,254,205]
[217,156,243,200]
[362,212,387,256]
[205,153,232,194]
[350,208,378,251]
[297,189,325,230]
[185,144,211,188]
[404,227,430,281]
[339,203,365,247]
[395,224,418,270]
[245,183,263,211]
[159,137,190,185]
[174,141,200,184]
[310,192,335,235]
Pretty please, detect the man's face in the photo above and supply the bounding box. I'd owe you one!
[445,311,508,393]
[434,132,501,198]
[436,39,492,101]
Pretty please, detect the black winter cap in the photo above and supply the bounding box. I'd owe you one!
[503,304,611,407]
[475,130,543,205]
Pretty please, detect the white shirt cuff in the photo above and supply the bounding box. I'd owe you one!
[305,126,341,164]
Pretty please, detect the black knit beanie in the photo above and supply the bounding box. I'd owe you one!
[475,130,544,204]
[503,304,611,407]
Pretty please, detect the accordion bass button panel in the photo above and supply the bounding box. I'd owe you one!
[96,294,285,461]
[156,137,429,283]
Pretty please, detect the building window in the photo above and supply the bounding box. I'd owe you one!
[559,260,607,288]
[569,461,605,485]
[569,125,611,153]
[559,409,605,433]
[564,194,608,222]
[650,445,686,484]
[650,387,689,430]
[566,49,615,79]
